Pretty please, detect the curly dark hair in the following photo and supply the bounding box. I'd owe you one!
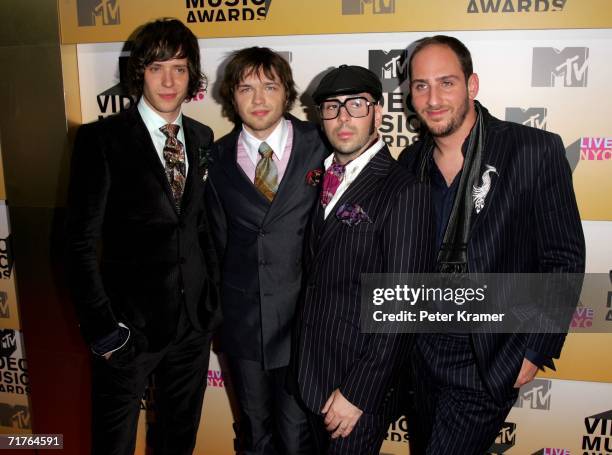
[219,47,297,123]
[127,18,205,100]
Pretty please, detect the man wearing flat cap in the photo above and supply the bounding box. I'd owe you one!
[294,65,435,454]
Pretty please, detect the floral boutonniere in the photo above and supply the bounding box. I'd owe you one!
[336,203,372,226]
[306,168,323,187]
[198,145,214,182]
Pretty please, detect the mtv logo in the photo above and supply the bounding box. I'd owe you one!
[77,0,120,26]
[369,50,408,92]
[342,0,395,15]
[584,409,612,435]
[532,47,589,87]
[505,107,547,130]
[0,291,8,318]
[0,404,30,429]
[0,329,16,357]
[488,422,517,454]
[514,379,552,410]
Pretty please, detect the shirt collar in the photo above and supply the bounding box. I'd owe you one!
[138,97,183,135]
[240,118,288,163]
[324,137,385,173]
[428,154,462,190]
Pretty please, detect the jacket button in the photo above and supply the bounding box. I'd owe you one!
[259,260,267,266]
[258,228,266,237]
[179,221,186,229]
[179,257,186,265]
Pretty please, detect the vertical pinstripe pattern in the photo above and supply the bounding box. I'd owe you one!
[296,146,435,453]
[400,106,585,454]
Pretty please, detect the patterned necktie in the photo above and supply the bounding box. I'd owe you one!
[255,142,278,202]
[320,161,347,208]
[160,124,186,212]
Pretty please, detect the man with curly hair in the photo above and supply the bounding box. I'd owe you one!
[66,18,220,454]
[207,47,327,454]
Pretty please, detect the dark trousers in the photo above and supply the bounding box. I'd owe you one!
[307,410,389,455]
[226,357,313,455]
[408,334,518,455]
[91,313,212,455]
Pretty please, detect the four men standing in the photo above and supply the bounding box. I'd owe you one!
[67,18,584,455]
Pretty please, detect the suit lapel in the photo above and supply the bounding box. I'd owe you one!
[306,197,325,271]
[264,119,320,225]
[312,146,393,264]
[218,129,271,211]
[127,108,178,211]
[469,120,511,236]
[180,116,201,214]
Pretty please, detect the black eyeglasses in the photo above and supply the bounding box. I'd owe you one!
[318,96,377,120]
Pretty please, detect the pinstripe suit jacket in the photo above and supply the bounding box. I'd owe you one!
[399,104,585,402]
[296,145,435,416]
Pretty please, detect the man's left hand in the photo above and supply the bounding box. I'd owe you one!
[321,388,363,439]
[513,357,539,388]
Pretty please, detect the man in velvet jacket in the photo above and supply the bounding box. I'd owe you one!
[66,19,220,455]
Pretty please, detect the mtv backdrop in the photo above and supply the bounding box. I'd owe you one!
[58,0,612,43]
[78,29,612,220]
[0,201,31,435]
[71,27,612,453]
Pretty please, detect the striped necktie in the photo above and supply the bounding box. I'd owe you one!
[254,141,278,202]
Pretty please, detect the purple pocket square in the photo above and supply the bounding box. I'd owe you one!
[336,203,372,226]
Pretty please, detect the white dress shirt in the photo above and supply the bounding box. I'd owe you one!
[323,138,385,219]
[137,97,188,175]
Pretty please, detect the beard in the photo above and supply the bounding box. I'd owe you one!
[419,96,470,138]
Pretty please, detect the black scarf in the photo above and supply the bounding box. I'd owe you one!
[417,102,486,273]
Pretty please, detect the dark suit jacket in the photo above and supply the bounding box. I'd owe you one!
[399,104,585,402]
[66,106,221,353]
[296,146,435,416]
[206,114,328,370]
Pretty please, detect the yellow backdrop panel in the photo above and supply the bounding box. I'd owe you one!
[58,0,612,44]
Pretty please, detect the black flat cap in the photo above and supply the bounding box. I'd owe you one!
[312,64,382,104]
